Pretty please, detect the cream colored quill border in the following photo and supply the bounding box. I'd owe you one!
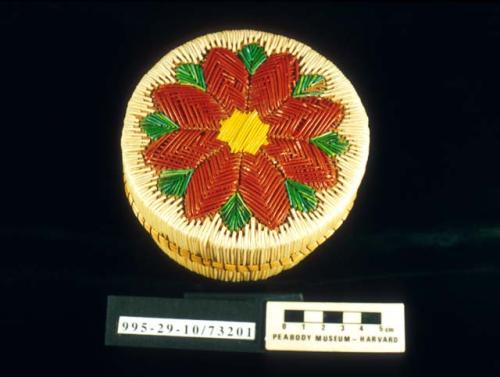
[121,30,369,281]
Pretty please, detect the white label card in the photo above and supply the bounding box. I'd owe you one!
[117,316,256,341]
[265,302,405,353]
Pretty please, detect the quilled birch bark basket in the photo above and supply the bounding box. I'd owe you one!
[121,30,369,282]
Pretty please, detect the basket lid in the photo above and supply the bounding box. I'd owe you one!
[121,30,369,281]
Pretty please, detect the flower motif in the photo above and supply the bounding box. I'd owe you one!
[140,44,349,230]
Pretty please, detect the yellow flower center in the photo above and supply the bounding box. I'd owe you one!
[217,110,269,155]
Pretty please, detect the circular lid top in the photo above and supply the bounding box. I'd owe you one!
[122,30,369,265]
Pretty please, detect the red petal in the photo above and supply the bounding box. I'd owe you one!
[264,97,345,139]
[144,130,224,170]
[152,84,225,131]
[249,54,299,118]
[203,48,249,113]
[184,147,240,219]
[239,153,290,229]
[263,139,337,189]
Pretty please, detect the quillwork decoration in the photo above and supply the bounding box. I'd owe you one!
[140,43,349,231]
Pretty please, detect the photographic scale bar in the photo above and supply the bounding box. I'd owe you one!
[284,310,382,325]
[265,302,405,353]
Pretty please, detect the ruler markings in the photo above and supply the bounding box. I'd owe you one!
[267,302,405,353]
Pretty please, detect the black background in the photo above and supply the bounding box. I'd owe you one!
[2,2,500,376]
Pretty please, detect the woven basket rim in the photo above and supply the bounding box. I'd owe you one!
[125,178,355,281]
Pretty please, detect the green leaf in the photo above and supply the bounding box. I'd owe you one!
[175,63,206,90]
[140,112,179,140]
[220,192,252,231]
[292,74,327,97]
[285,179,317,212]
[158,169,194,197]
[238,44,267,75]
[310,131,349,156]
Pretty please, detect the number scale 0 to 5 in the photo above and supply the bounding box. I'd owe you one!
[265,302,405,352]
[117,316,256,341]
